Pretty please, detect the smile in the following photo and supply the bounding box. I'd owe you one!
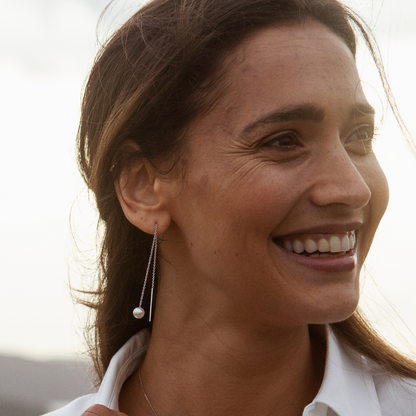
[274,231,356,258]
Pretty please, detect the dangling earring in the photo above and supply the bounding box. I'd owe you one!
[133,223,158,322]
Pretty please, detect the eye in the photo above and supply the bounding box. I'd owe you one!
[345,125,376,155]
[350,128,372,141]
[264,132,298,150]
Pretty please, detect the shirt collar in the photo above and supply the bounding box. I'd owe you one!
[95,327,383,415]
[95,329,150,409]
[304,326,382,416]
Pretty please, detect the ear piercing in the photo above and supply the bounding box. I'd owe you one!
[133,223,158,321]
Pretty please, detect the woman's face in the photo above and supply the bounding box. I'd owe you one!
[161,21,389,327]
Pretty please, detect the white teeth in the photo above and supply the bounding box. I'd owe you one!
[293,240,304,254]
[342,235,350,252]
[329,236,342,253]
[318,239,330,253]
[305,239,318,253]
[280,230,356,255]
[349,232,356,249]
[284,241,293,252]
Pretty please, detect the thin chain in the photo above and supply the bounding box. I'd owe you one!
[139,366,159,416]
[138,225,158,309]
[149,223,158,322]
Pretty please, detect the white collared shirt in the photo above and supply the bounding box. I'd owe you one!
[45,328,416,416]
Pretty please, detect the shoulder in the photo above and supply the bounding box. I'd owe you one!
[345,344,416,415]
[43,394,97,416]
[373,371,416,415]
[316,328,416,416]
[43,330,150,416]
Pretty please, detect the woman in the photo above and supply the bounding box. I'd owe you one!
[48,0,416,415]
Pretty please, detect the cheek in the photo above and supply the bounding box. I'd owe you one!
[213,165,303,221]
[357,158,389,260]
[353,154,389,220]
[182,166,306,258]
[175,164,269,228]
[368,160,389,220]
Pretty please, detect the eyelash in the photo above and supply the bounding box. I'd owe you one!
[263,131,300,150]
[262,124,377,152]
[348,124,375,139]
[345,124,377,155]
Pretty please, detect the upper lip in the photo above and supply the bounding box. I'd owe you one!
[273,222,363,239]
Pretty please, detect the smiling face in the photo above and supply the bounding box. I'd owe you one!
[160,21,389,328]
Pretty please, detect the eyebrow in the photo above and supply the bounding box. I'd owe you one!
[241,102,375,136]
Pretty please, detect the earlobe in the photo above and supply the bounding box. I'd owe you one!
[115,160,171,235]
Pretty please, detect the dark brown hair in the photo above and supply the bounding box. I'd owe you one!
[77,0,416,381]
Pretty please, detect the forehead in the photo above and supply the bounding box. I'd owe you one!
[189,21,364,138]
[225,21,358,96]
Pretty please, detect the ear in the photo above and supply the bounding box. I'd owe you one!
[115,159,171,235]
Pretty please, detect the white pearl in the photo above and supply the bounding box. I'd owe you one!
[133,307,145,319]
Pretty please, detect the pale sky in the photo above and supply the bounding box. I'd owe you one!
[1,0,416,361]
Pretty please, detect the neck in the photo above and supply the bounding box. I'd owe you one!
[120,246,326,416]
[120,315,325,416]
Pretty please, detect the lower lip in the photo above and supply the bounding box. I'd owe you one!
[275,245,357,272]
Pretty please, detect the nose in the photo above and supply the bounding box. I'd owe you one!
[309,144,371,210]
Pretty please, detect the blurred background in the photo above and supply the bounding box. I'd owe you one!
[0,0,416,413]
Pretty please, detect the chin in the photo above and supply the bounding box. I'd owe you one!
[304,291,360,326]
